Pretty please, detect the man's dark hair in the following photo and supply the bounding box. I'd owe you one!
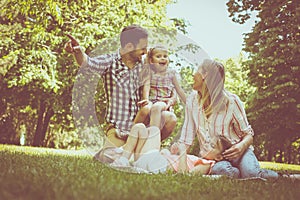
[120,24,148,48]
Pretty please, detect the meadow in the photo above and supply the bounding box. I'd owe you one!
[1,144,299,200]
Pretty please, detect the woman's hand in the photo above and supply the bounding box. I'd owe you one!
[222,135,253,160]
[178,143,187,154]
[170,142,180,154]
[222,142,246,160]
[171,142,188,155]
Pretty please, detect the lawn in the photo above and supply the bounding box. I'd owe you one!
[0,144,299,200]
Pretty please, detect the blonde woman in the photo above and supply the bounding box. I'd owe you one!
[171,59,279,179]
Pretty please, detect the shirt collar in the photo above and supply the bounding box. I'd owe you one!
[116,49,122,62]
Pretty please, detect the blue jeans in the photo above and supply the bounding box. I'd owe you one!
[211,148,279,179]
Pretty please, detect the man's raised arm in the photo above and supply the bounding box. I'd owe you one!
[65,34,88,67]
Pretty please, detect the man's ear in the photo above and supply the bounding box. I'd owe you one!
[124,42,135,52]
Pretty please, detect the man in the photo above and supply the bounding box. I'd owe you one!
[65,25,176,148]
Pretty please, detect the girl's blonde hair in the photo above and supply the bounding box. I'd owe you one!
[197,59,228,116]
[146,45,168,62]
[145,45,169,73]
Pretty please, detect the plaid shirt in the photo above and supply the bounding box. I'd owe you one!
[83,51,145,132]
[149,69,176,102]
[179,91,254,158]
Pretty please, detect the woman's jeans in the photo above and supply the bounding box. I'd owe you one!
[211,148,279,179]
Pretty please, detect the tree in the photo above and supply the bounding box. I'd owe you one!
[220,54,255,103]
[0,0,185,147]
[227,0,300,163]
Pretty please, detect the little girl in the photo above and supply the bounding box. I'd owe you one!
[135,45,186,128]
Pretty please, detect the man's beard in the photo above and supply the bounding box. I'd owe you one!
[129,50,141,63]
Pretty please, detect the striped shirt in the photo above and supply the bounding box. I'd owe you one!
[83,51,147,132]
[149,69,176,102]
[179,91,254,158]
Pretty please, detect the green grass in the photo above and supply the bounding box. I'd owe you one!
[0,144,299,200]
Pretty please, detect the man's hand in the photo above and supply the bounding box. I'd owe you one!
[64,34,87,66]
[65,34,80,53]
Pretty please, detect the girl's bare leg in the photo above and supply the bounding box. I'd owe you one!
[150,102,167,128]
[134,102,152,124]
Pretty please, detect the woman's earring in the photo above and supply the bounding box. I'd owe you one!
[202,73,208,80]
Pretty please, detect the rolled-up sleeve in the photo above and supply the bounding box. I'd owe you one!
[232,95,254,137]
[84,54,113,75]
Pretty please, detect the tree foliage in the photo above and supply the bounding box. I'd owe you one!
[227,0,300,163]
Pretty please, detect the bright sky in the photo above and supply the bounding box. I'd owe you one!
[167,0,257,60]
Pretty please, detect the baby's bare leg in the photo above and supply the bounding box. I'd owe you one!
[134,126,161,160]
[122,123,147,159]
[177,143,188,173]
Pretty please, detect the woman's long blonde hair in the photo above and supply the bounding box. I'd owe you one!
[197,59,228,116]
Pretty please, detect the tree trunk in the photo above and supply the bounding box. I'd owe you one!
[277,150,283,163]
[268,144,277,162]
[33,101,54,146]
[287,146,291,164]
[33,101,45,146]
[40,107,54,146]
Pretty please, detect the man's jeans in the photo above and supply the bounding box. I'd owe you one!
[211,148,279,179]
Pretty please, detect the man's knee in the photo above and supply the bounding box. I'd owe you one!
[139,104,151,117]
[160,112,177,140]
[164,111,177,126]
[106,128,126,148]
